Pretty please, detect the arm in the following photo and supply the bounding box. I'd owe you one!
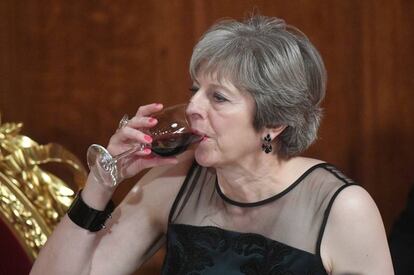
[30,103,191,275]
[88,153,194,274]
[30,152,193,275]
[320,185,394,275]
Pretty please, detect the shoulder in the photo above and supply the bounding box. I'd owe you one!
[321,185,394,274]
[325,185,380,227]
[289,158,353,189]
[296,157,354,183]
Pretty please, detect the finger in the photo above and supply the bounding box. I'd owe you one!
[117,127,153,144]
[135,103,163,117]
[125,147,153,158]
[126,116,158,129]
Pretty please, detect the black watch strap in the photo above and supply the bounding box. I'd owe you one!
[67,190,115,232]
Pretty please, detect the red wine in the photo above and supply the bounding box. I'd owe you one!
[151,132,200,157]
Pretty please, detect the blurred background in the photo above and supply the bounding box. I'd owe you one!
[1,0,413,274]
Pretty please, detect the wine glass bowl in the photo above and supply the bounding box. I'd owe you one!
[87,103,201,187]
[149,104,201,157]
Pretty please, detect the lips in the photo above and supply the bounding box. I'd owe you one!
[191,129,209,140]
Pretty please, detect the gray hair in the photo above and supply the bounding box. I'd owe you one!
[190,15,327,158]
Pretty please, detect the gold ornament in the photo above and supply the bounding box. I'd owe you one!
[0,113,87,260]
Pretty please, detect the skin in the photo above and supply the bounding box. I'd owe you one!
[31,74,394,275]
[321,185,394,274]
[187,73,292,203]
[30,104,186,275]
[188,72,394,274]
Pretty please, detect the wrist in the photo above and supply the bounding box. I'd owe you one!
[67,189,115,232]
[81,173,116,210]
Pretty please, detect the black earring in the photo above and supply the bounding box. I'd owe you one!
[262,134,272,154]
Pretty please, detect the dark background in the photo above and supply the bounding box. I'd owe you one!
[1,1,413,274]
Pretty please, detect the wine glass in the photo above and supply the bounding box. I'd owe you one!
[86,103,201,187]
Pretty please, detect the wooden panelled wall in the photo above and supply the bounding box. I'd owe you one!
[1,1,413,274]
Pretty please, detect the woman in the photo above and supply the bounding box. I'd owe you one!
[31,15,393,275]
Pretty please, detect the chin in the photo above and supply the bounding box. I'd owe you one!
[194,148,216,168]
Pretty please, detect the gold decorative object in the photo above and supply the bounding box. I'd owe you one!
[0,113,87,261]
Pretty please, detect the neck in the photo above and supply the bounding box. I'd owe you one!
[215,153,290,203]
[215,155,323,204]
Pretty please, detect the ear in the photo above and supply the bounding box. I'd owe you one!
[261,125,287,141]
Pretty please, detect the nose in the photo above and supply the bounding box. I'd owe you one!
[186,91,206,121]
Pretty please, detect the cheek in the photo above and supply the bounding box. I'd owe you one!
[216,127,261,156]
[215,116,255,137]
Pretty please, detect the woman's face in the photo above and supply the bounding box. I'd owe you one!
[186,72,264,168]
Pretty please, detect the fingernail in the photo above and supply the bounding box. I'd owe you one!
[148,117,157,123]
[155,103,163,108]
[144,135,153,142]
[144,148,151,154]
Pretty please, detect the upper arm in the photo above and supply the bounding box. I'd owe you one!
[321,185,394,275]
[88,152,194,275]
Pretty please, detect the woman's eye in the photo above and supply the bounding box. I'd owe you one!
[189,86,199,95]
[213,92,227,102]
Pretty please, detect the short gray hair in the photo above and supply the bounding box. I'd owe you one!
[190,15,327,158]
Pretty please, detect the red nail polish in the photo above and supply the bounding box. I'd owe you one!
[144,135,152,142]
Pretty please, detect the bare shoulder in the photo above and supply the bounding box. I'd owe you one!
[330,185,378,216]
[321,185,394,274]
[327,186,388,235]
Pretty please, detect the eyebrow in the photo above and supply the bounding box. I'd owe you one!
[192,78,237,96]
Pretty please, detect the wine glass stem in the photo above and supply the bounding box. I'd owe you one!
[112,143,146,164]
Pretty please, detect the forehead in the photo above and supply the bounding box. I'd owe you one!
[193,68,244,95]
[194,58,241,83]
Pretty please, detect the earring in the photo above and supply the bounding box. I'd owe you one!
[262,134,272,154]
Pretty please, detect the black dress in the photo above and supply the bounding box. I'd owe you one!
[161,162,355,275]
[389,185,414,275]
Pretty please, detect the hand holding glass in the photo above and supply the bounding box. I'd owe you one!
[87,104,201,187]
